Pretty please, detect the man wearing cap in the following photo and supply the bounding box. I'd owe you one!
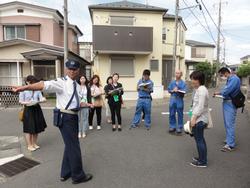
[214,67,241,152]
[168,70,187,135]
[13,60,93,184]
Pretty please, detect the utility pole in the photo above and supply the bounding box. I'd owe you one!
[63,0,68,67]
[215,0,222,87]
[172,0,179,78]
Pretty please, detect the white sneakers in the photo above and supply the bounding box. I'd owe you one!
[82,133,87,138]
[89,125,101,130]
[78,132,87,139]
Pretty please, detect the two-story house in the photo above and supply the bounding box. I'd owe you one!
[0,1,90,86]
[185,40,215,78]
[240,55,250,64]
[89,0,186,100]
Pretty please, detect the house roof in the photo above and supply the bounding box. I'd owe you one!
[186,40,216,48]
[163,13,187,30]
[89,0,167,13]
[0,39,90,64]
[0,1,82,36]
[240,55,250,60]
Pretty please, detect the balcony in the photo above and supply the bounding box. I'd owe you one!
[93,25,153,54]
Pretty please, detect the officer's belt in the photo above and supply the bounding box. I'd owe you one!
[170,95,182,98]
[139,96,151,99]
[60,109,78,115]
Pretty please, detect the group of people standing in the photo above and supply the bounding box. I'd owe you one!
[77,73,124,138]
[14,58,242,184]
[165,67,242,168]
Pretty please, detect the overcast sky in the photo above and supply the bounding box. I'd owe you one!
[0,0,250,64]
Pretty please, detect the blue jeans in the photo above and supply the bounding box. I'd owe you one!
[78,108,89,133]
[192,121,207,165]
[169,96,184,130]
[132,98,152,128]
[223,101,237,147]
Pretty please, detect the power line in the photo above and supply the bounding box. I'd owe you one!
[200,0,225,39]
[182,0,217,44]
[200,6,216,43]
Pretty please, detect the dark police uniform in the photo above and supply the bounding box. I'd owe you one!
[43,61,91,183]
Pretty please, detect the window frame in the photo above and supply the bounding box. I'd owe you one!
[4,25,26,40]
[162,27,167,41]
[150,59,159,72]
[110,16,134,26]
[110,56,135,77]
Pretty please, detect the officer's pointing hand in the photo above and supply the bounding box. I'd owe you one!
[12,86,25,93]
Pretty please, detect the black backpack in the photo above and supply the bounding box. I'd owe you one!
[231,91,246,113]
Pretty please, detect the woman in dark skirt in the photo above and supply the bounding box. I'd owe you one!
[19,75,47,152]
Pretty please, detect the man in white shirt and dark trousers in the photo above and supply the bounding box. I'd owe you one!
[13,60,93,184]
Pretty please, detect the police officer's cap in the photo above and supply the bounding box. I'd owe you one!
[66,60,80,70]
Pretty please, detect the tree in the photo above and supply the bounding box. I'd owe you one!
[237,62,250,77]
[195,61,214,86]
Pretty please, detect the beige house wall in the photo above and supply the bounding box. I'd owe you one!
[92,10,165,99]
[191,47,215,63]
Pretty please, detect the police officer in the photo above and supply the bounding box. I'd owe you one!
[214,67,241,152]
[168,70,187,135]
[13,60,93,184]
[131,69,154,130]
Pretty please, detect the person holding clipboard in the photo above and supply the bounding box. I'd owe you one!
[131,69,154,130]
[168,70,187,135]
[104,73,124,131]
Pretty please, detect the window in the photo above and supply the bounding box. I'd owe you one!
[110,16,134,26]
[0,64,10,76]
[150,59,159,71]
[191,47,206,58]
[162,28,167,41]
[110,56,134,76]
[4,25,25,40]
[17,9,24,13]
[33,61,56,80]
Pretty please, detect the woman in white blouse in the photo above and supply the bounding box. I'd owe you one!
[88,75,104,130]
[189,71,209,168]
[19,75,47,152]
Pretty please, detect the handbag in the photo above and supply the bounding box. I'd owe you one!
[18,108,24,122]
[53,86,76,127]
[231,90,245,113]
[206,110,213,129]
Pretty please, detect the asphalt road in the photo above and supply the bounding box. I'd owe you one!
[0,96,250,188]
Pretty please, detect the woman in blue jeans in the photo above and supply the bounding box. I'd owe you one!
[190,71,209,168]
[78,75,93,138]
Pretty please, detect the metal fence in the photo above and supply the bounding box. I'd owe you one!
[0,86,20,107]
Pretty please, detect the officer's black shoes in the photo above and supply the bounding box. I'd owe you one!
[60,174,71,182]
[118,127,122,131]
[112,126,117,131]
[72,174,93,184]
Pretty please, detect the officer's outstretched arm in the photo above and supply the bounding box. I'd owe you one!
[12,81,45,93]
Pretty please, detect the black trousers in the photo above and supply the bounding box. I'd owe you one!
[59,113,86,181]
[109,102,122,125]
[89,107,102,126]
